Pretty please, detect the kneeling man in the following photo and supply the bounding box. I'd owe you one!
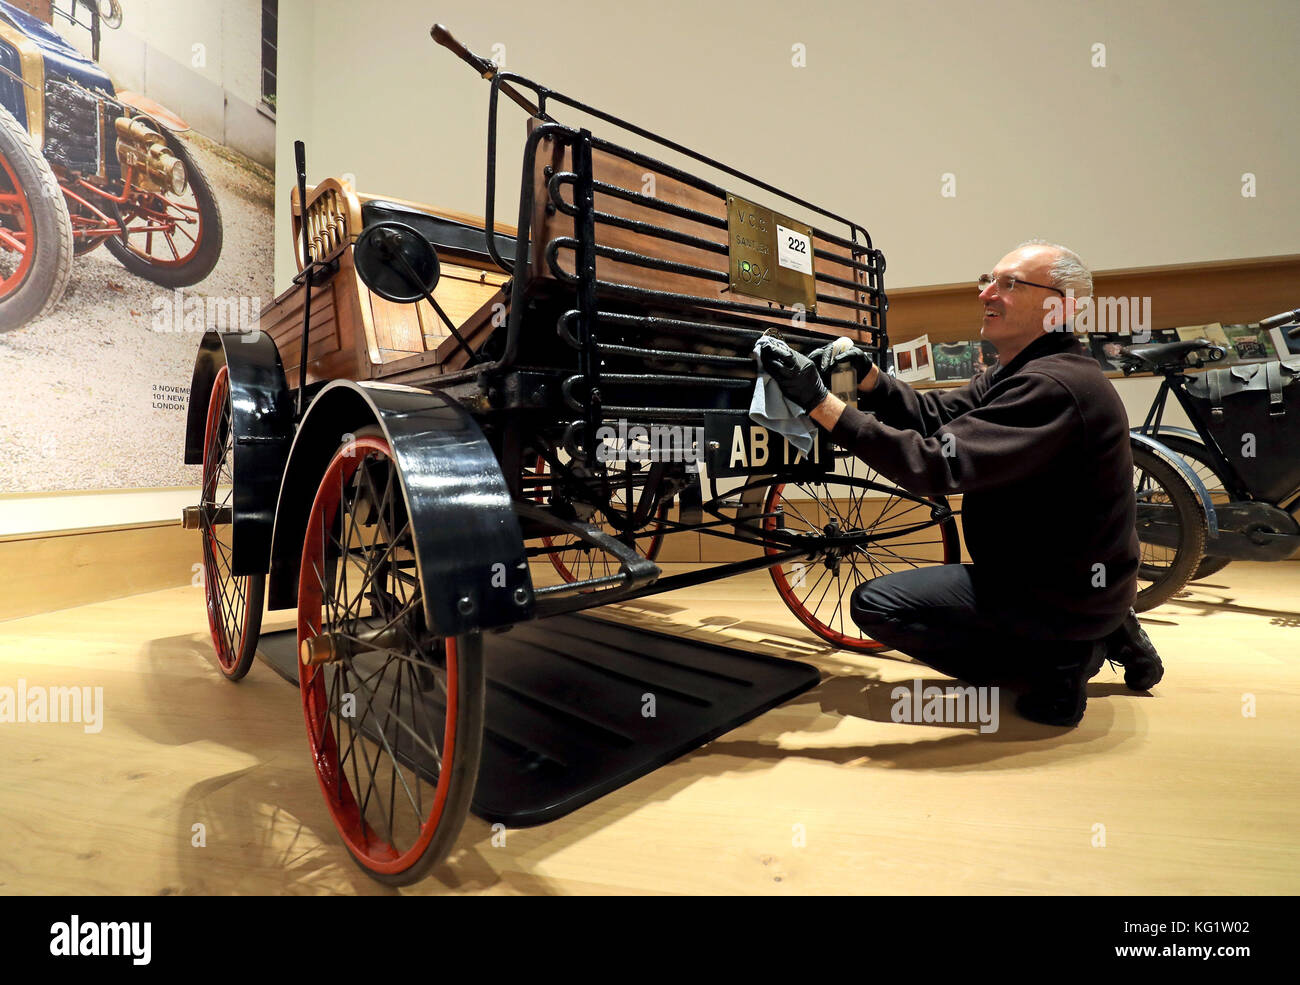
[761,241,1163,727]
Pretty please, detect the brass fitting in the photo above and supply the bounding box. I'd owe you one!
[115,116,187,195]
[299,623,413,666]
[180,505,232,528]
[300,634,340,666]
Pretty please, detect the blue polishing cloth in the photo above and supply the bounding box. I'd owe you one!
[750,336,817,456]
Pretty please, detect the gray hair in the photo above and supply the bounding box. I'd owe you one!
[1017,238,1093,299]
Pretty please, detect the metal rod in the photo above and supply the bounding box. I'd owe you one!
[485,68,872,247]
[294,140,312,420]
[544,239,882,334]
[431,23,543,117]
[532,542,815,618]
[582,309,855,350]
[382,237,479,364]
[573,132,602,467]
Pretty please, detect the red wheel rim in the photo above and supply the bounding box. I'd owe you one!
[0,153,36,299]
[297,436,458,876]
[764,470,958,652]
[532,453,667,584]
[200,366,254,674]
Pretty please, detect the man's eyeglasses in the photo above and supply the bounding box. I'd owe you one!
[977,272,1065,297]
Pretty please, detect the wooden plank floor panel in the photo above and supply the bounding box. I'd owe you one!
[0,563,1296,895]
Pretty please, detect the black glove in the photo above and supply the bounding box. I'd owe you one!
[758,338,828,411]
[810,340,875,383]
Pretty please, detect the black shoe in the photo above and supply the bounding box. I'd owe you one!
[1103,609,1164,691]
[1015,641,1106,728]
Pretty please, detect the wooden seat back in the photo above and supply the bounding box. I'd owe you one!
[263,178,512,387]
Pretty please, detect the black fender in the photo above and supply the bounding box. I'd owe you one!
[266,379,534,636]
[1133,424,1204,446]
[185,331,293,576]
[1129,431,1218,537]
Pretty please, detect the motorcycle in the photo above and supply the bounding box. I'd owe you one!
[0,0,222,331]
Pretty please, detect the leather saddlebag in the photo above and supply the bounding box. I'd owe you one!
[1183,357,1300,503]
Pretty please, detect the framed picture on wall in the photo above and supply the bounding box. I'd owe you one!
[892,334,935,383]
[1268,324,1300,358]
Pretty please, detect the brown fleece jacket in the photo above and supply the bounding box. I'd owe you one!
[830,330,1138,639]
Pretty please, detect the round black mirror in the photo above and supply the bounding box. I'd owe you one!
[354,221,441,303]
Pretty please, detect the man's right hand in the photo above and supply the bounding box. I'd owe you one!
[758,339,829,411]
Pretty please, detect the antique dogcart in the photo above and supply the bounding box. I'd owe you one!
[182,26,958,884]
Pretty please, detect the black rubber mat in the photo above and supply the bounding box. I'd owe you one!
[257,613,821,827]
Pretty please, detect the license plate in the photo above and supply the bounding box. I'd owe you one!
[703,414,833,478]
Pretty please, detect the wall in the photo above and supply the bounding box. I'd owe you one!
[57,0,275,166]
[11,0,1293,577]
[273,0,1300,295]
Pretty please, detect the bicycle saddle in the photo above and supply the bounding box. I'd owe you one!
[1120,338,1226,373]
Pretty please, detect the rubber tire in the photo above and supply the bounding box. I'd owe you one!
[105,123,223,288]
[1151,434,1236,580]
[1133,443,1208,611]
[201,366,265,681]
[362,633,485,887]
[298,435,484,886]
[0,104,73,333]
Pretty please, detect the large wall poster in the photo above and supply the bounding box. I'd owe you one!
[0,0,275,494]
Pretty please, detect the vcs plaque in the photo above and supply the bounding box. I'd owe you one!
[726,193,817,312]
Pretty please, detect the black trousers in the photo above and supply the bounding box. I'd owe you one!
[850,564,1102,688]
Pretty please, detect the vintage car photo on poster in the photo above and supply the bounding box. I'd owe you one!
[0,0,275,493]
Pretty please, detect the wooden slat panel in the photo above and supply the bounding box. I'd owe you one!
[418,264,509,347]
[367,291,425,357]
[373,286,510,382]
[527,125,872,341]
[264,273,370,386]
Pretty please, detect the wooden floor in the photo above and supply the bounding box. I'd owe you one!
[1,562,1297,895]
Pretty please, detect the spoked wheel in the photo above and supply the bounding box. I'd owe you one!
[297,434,484,885]
[1152,434,1236,580]
[104,122,222,288]
[200,366,265,680]
[759,455,960,652]
[527,451,669,585]
[1132,443,1208,611]
[0,105,73,332]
